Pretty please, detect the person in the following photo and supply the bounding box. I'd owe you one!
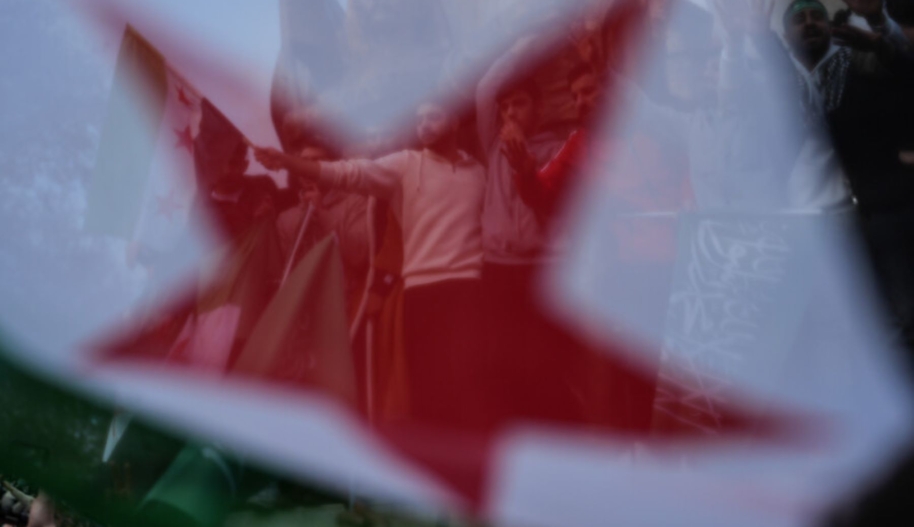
[255,98,487,428]
[475,35,601,427]
[782,0,914,348]
[501,63,605,221]
[277,142,371,316]
[781,0,912,210]
[783,0,910,106]
[475,36,566,281]
[837,0,905,33]
[276,146,334,266]
[494,0,654,221]
[499,0,803,433]
[509,0,793,218]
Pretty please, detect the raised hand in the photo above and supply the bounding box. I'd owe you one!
[832,24,884,52]
[844,0,885,22]
[502,140,536,177]
[499,121,535,177]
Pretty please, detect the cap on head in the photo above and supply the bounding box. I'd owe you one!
[783,0,828,24]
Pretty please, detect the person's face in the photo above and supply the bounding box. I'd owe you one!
[499,90,537,135]
[785,7,832,59]
[416,103,454,148]
[570,72,603,122]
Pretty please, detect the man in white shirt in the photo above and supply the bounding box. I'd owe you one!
[782,0,911,210]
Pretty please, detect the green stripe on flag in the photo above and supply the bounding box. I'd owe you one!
[0,332,349,527]
[0,335,178,526]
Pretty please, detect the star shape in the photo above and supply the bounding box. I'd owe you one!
[84,0,817,516]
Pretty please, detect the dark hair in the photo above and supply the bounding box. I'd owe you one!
[496,76,541,105]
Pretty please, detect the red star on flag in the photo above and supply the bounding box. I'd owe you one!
[57,1,914,526]
[88,0,808,509]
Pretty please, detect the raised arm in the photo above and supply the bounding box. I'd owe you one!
[833,1,914,74]
[256,148,401,200]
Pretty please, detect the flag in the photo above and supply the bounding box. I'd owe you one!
[86,25,203,246]
[83,24,216,300]
[84,26,169,240]
[97,233,356,407]
[3,1,914,527]
[232,236,358,407]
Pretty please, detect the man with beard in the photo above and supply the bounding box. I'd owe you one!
[781,0,911,210]
[784,0,914,350]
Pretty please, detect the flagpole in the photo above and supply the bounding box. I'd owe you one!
[280,202,315,287]
[353,198,378,423]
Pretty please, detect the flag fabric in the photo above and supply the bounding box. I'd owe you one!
[86,26,203,249]
[84,26,169,241]
[3,1,914,527]
[651,213,811,435]
[83,24,218,302]
[232,236,358,408]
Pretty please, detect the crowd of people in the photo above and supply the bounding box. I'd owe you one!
[127,0,914,438]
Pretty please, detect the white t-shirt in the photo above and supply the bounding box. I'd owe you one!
[319,149,486,288]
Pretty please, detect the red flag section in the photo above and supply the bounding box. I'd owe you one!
[86,0,824,517]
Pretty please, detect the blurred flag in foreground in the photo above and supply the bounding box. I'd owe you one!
[1,1,914,527]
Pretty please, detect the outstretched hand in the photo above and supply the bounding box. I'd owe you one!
[254,146,288,171]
